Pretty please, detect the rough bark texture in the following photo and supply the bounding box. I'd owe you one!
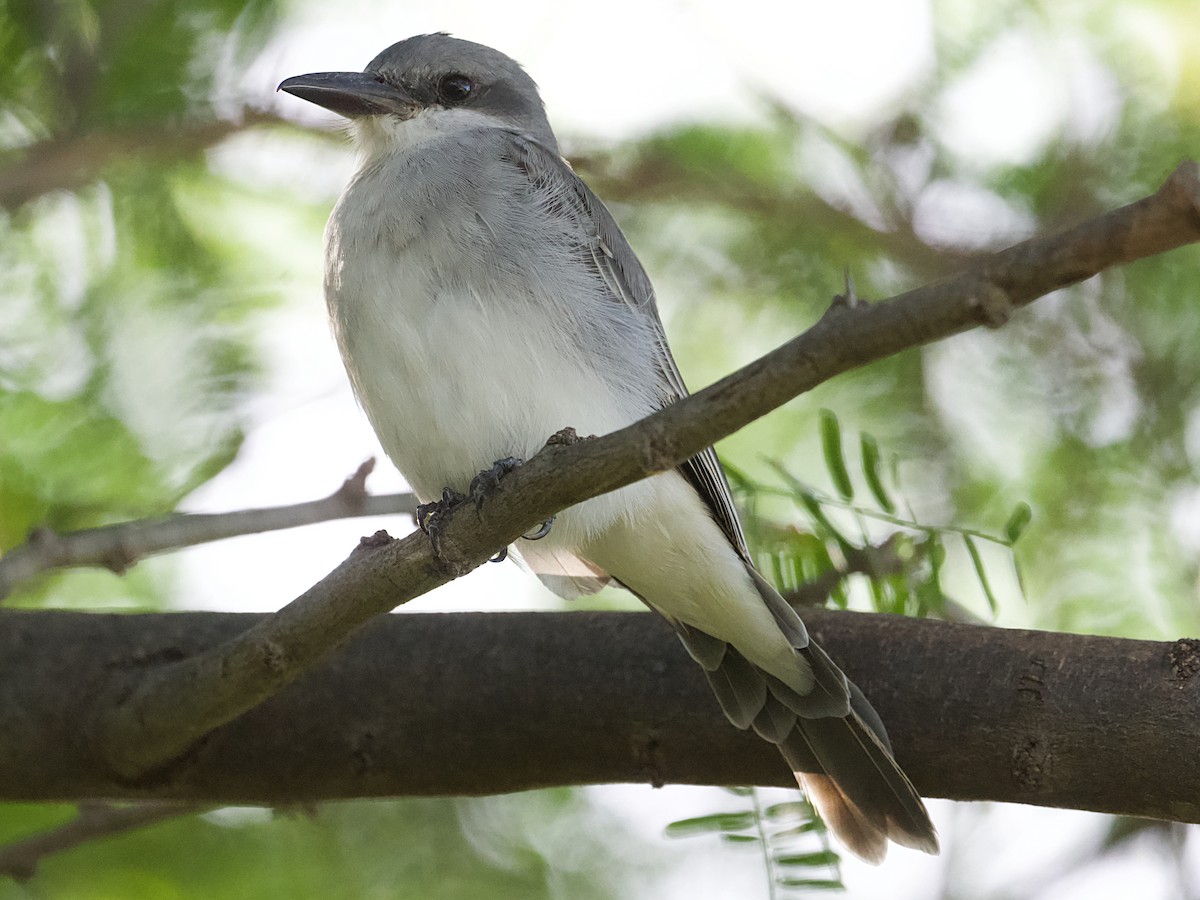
[4,609,1198,822]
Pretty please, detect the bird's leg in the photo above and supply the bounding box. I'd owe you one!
[416,486,467,557]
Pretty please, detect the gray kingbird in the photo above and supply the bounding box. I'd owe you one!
[280,33,938,863]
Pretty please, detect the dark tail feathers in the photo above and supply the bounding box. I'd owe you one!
[683,636,938,864]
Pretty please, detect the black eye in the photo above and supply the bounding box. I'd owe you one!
[437,74,474,105]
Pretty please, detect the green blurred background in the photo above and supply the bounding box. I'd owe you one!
[1,0,1199,896]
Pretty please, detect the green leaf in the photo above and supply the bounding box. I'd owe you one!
[964,534,999,614]
[860,433,895,512]
[829,577,850,610]
[793,488,856,555]
[1013,558,1029,604]
[818,409,854,500]
[1004,502,1033,544]
[770,821,824,839]
[867,570,895,614]
[774,850,842,867]
[868,571,902,619]
[887,572,913,616]
[720,833,761,844]
[913,535,947,615]
[927,534,947,571]
[665,812,757,837]
[770,551,786,591]
[790,534,835,584]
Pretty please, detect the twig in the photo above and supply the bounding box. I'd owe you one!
[750,477,1017,547]
[0,460,416,600]
[92,162,1200,780]
[782,535,988,625]
[781,533,912,608]
[0,109,289,210]
[0,802,207,881]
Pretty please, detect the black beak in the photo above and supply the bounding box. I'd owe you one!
[278,71,417,119]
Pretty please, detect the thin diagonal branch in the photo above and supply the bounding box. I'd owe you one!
[0,109,288,209]
[0,460,416,600]
[0,802,207,881]
[93,161,1200,781]
[778,525,988,625]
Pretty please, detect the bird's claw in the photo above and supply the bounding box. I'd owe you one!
[522,516,555,541]
[416,487,467,533]
[416,486,466,556]
[489,515,554,563]
[469,456,523,510]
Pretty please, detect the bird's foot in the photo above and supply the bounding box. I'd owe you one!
[467,457,556,559]
[471,458,524,563]
[416,487,467,557]
[469,457,524,511]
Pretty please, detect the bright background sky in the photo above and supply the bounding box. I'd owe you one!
[162,1,1198,896]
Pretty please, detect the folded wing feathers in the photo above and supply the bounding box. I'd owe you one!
[693,642,766,730]
[751,692,798,743]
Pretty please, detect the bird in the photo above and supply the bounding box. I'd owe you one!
[279,33,938,863]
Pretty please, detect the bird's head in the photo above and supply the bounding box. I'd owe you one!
[279,33,557,158]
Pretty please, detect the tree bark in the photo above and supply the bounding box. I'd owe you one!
[5,608,1198,822]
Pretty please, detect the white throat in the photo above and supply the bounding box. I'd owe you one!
[351,106,500,163]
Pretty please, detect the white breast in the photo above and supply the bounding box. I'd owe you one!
[327,263,638,500]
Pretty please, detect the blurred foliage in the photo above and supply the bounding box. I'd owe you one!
[0,794,649,899]
[667,788,844,899]
[1,0,1199,897]
[0,0,281,603]
[578,0,1200,642]
[727,410,1028,622]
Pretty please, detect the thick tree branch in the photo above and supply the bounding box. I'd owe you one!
[0,460,415,600]
[91,161,1200,782]
[4,610,1200,824]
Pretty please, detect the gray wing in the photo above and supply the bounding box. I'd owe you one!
[508,134,751,560]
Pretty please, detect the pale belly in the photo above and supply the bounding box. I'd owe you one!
[331,278,662,551]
